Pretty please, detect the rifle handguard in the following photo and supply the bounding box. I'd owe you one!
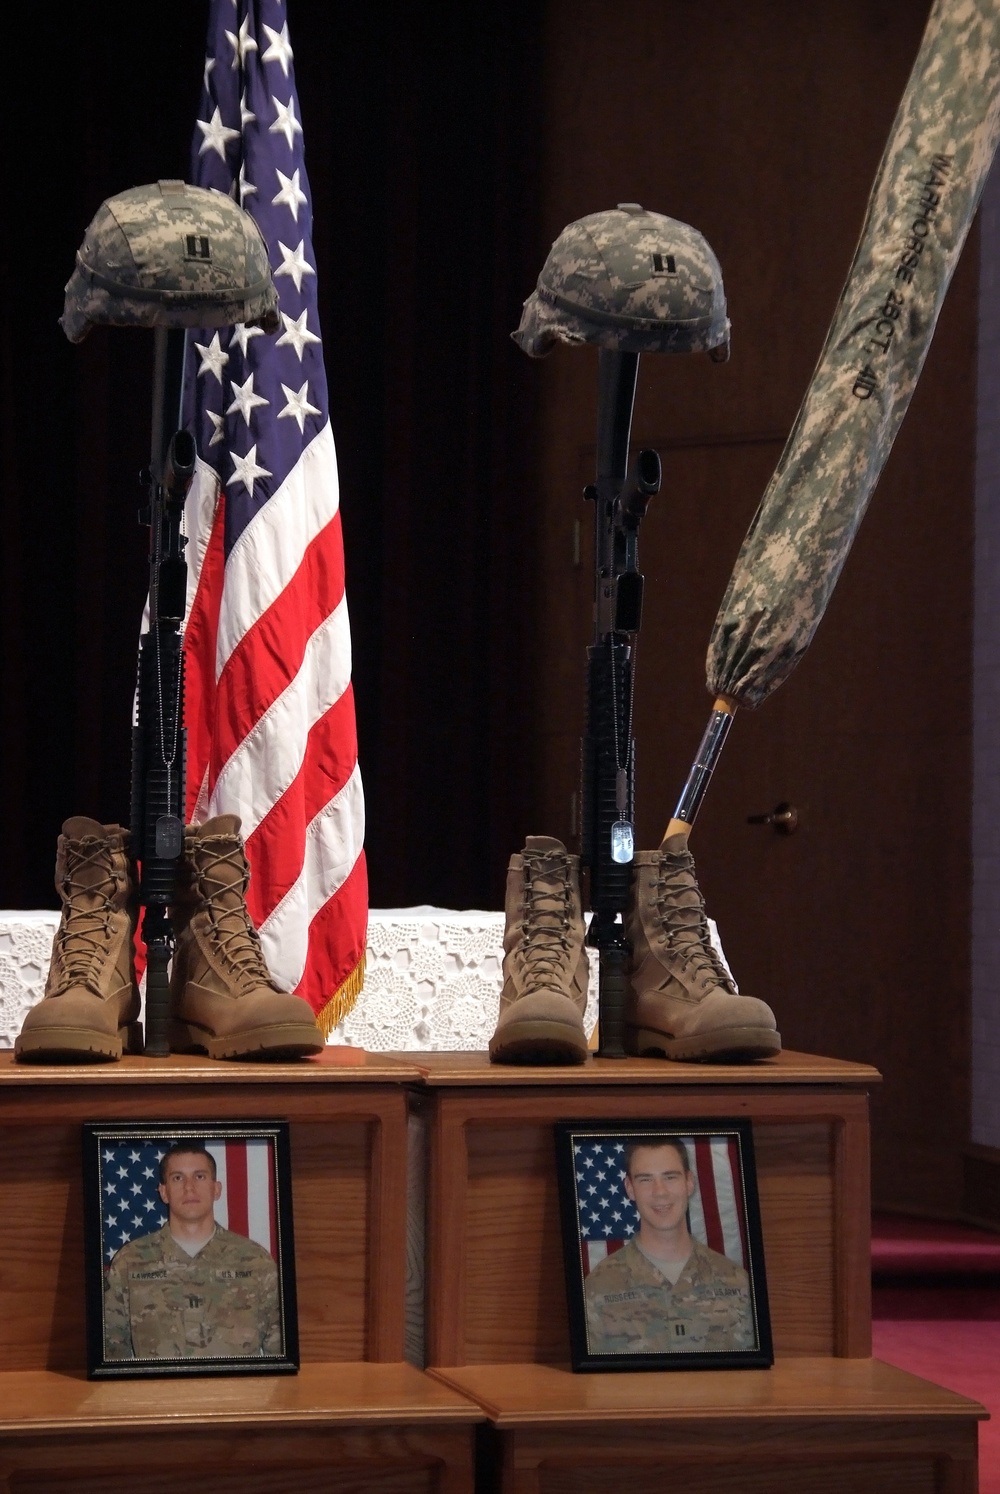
[595,939,629,1059]
[143,914,172,1058]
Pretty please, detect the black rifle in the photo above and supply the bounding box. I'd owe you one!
[131,327,193,1057]
[581,349,661,1057]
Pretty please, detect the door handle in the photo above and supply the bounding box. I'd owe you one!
[746,801,798,835]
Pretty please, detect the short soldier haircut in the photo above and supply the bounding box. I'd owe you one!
[159,1141,217,1185]
[623,1136,691,1178]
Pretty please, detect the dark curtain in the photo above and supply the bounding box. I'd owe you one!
[0,2,547,911]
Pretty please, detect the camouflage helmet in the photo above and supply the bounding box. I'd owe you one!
[60,180,280,344]
[513,203,730,361]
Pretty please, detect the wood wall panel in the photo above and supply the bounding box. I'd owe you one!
[0,1120,375,1371]
[431,1089,870,1366]
[0,1070,413,1369]
[465,1123,571,1364]
[2,1425,474,1494]
[288,1122,371,1362]
[754,1124,835,1356]
[12,1463,438,1494]
[462,1120,837,1361]
[533,1462,935,1494]
[0,1125,84,1371]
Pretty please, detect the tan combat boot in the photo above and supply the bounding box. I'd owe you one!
[625,832,780,1061]
[15,818,141,1062]
[169,815,324,1060]
[489,835,590,1064]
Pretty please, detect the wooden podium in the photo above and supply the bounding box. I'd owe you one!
[0,1050,482,1494]
[413,1051,987,1493]
[0,1046,984,1494]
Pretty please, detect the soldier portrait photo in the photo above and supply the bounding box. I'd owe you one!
[83,1123,298,1378]
[555,1121,772,1371]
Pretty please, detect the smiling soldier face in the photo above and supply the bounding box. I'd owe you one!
[157,1150,223,1229]
[624,1143,696,1235]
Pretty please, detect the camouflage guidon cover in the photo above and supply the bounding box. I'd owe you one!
[709,0,1000,709]
[61,179,279,343]
[513,203,730,360]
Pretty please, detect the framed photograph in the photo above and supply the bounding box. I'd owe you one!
[555,1119,772,1372]
[82,1120,299,1379]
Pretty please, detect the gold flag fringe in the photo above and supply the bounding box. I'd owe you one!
[316,950,367,1039]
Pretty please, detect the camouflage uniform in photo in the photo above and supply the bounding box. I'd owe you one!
[60,179,279,343]
[513,203,730,359]
[584,1236,755,1356]
[709,0,1000,709]
[103,1225,281,1359]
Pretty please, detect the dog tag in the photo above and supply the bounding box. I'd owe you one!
[155,814,184,859]
[611,820,634,863]
[611,767,633,862]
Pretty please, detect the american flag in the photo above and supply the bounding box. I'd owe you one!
[178,0,367,1031]
[98,1137,277,1264]
[572,1134,749,1275]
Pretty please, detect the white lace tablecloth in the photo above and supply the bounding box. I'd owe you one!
[0,906,736,1052]
[337,907,600,1050]
[0,908,600,1051]
[0,912,61,1048]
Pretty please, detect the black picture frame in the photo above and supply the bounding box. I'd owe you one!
[555,1118,773,1372]
[82,1119,299,1379]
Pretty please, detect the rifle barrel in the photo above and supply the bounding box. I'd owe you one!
[617,448,661,527]
[162,429,196,495]
[596,350,639,482]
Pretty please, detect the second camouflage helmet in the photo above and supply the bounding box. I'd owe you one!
[513,203,730,360]
[60,180,280,344]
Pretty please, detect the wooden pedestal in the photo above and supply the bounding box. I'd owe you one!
[0,1362,480,1493]
[0,1051,482,1493]
[419,1050,880,1364]
[416,1050,986,1491]
[434,1360,982,1494]
[0,1046,984,1491]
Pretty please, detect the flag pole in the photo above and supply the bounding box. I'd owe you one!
[663,695,736,842]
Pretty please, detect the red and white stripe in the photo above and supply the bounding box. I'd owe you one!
[206,1138,278,1257]
[181,421,367,1017]
[686,1135,747,1268]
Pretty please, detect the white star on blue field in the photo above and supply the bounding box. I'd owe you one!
[98,1144,169,1261]
[185,0,331,547]
[573,1139,640,1240]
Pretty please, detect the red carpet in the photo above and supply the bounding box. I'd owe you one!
[872,1214,1000,1491]
[872,1211,1000,1275]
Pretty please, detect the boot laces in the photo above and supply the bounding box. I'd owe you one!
[652,846,736,992]
[195,843,273,984]
[51,842,123,993]
[519,852,575,980]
